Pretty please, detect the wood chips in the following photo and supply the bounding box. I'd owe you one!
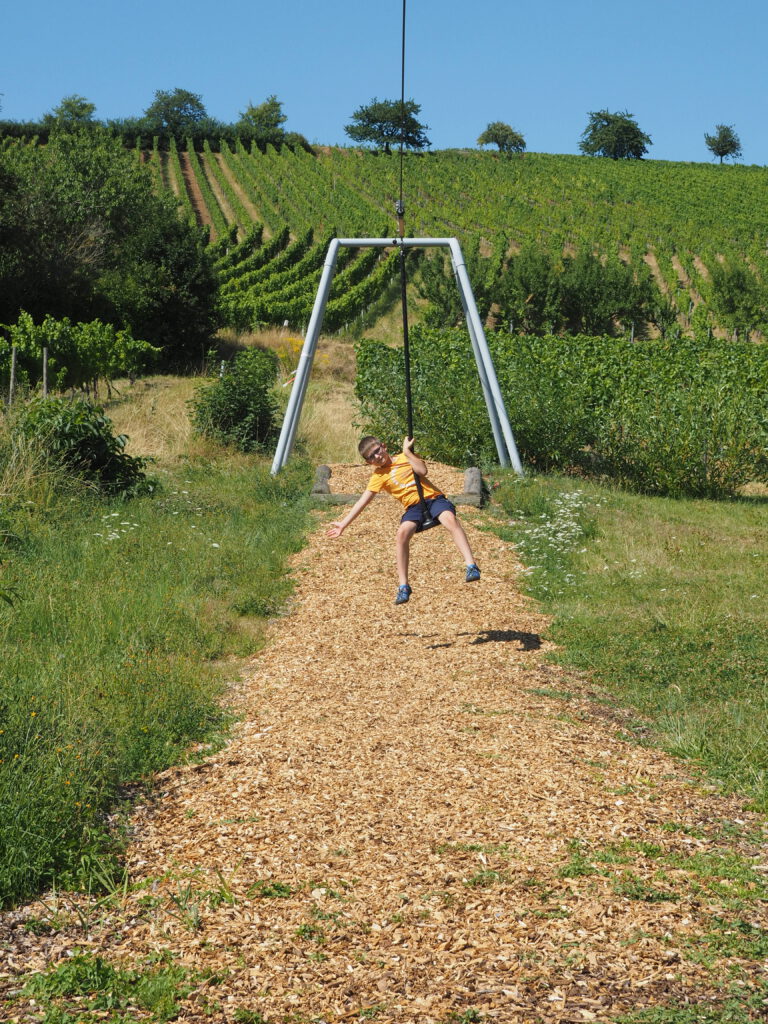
[2,463,767,1022]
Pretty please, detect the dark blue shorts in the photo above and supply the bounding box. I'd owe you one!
[400,495,456,531]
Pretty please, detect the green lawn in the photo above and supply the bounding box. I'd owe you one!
[492,473,768,808]
[0,446,312,906]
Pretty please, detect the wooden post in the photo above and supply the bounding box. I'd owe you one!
[42,347,48,397]
[8,345,17,405]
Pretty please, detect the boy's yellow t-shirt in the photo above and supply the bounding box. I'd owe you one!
[366,453,442,509]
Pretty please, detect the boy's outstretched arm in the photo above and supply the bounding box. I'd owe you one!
[402,436,427,478]
[327,489,376,538]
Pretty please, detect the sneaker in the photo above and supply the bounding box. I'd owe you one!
[465,563,481,583]
[395,584,412,605]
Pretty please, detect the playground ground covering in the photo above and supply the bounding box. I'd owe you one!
[1,463,766,1023]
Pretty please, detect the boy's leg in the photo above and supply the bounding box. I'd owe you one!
[436,509,476,566]
[396,521,418,585]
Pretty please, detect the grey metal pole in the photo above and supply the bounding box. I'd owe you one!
[449,239,524,476]
[270,239,340,474]
[270,236,524,476]
[447,245,508,466]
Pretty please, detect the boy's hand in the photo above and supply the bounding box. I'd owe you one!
[403,436,415,455]
[327,522,345,539]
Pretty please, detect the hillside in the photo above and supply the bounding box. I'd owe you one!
[150,142,768,337]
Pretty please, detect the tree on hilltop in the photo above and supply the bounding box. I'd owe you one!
[579,110,651,160]
[142,88,207,135]
[477,121,526,155]
[345,98,430,154]
[236,95,287,146]
[704,124,742,163]
[43,94,97,128]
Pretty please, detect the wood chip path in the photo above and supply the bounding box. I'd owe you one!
[2,464,767,1023]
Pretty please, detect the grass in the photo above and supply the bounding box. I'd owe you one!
[22,950,200,1023]
[614,982,768,1023]
[0,387,313,907]
[492,472,768,809]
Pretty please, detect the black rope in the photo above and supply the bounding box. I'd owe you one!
[397,0,407,225]
[396,0,438,532]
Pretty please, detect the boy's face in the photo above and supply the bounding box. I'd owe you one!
[362,439,391,468]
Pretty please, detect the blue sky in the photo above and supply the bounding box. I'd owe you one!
[3,0,766,165]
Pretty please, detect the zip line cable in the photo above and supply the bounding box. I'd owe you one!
[396,0,439,531]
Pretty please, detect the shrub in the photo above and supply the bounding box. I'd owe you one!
[354,327,768,497]
[1,311,160,394]
[594,342,768,498]
[12,397,151,497]
[190,345,279,451]
[355,329,494,466]
[354,327,597,469]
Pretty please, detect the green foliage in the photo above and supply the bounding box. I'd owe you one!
[1,311,159,392]
[416,243,658,338]
[355,328,768,497]
[705,123,742,163]
[344,97,430,153]
[706,258,767,338]
[0,128,218,365]
[493,244,561,334]
[24,952,194,1022]
[558,249,656,334]
[142,87,207,135]
[594,335,768,497]
[236,95,288,147]
[11,397,151,496]
[417,244,497,328]
[355,328,493,467]
[597,384,765,499]
[616,996,768,1024]
[190,346,279,451]
[579,109,652,159]
[355,328,599,471]
[477,121,526,154]
[42,94,97,128]
[495,245,658,336]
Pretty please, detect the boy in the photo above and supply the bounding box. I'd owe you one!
[327,435,480,605]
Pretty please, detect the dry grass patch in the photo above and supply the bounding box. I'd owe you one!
[103,376,203,463]
[293,380,360,464]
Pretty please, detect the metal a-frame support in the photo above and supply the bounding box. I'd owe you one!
[270,236,524,476]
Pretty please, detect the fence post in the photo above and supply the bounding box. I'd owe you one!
[8,345,17,405]
[43,347,48,397]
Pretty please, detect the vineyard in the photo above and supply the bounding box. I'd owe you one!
[147,140,768,338]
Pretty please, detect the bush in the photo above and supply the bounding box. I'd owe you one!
[190,346,279,451]
[0,129,219,364]
[355,329,495,466]
[1,311,160,394]
[12,397,151,497]
[354,327,768,496]
[354,327,597,469]
[594,339,768,498]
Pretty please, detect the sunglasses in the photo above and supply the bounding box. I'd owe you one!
[365,444,386,461]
